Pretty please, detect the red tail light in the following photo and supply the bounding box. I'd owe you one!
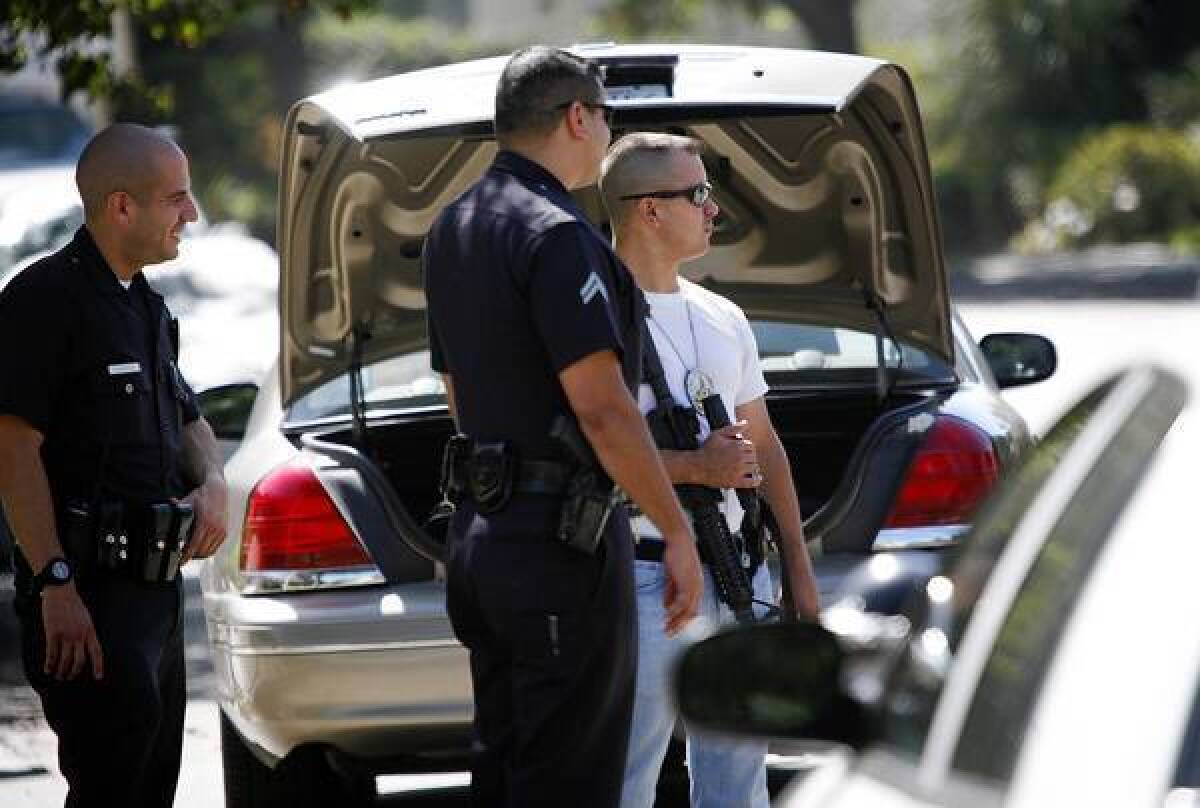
[240,459,374,571]
[884,416,1000,528]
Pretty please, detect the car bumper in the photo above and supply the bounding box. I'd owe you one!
[204,580,473,764]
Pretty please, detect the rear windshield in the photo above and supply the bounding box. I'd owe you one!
[752,321,953,384]
[287,320,952,422]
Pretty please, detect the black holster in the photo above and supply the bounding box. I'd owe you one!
[550,416,619,556]
[556,467,620,555]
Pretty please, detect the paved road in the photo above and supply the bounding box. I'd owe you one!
[4,299,1197,806]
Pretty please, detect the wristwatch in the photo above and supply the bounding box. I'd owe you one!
[32,557,74,596]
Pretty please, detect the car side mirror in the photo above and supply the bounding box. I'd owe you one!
[674,621,866,747]
[979,333,1057,389]
[197,383,259,442]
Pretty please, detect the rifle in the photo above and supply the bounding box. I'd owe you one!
[641,319,757,624]
[700,394,796,621]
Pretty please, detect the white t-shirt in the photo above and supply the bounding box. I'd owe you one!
[635,278,769,538]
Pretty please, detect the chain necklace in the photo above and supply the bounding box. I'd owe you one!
[647,294,716,408]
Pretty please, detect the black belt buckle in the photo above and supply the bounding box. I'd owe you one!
[468,441,515,514]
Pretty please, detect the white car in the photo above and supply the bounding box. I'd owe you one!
[675,364,1200,808]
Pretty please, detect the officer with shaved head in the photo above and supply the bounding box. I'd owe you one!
[0,123,228,806]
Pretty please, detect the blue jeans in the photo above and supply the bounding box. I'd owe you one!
[619,558,774,808]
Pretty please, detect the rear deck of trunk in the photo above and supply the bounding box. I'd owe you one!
[314,386,941,562]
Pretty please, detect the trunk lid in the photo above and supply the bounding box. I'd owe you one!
[277,44,951,407]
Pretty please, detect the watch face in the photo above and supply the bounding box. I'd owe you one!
[50,560,70,582]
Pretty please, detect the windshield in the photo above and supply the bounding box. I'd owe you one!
[286,320,953,422]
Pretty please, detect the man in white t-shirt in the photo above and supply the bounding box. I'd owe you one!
[599,132,820,807]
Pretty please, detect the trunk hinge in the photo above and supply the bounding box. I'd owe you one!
[347,322,372,456]
[864,290,901,405]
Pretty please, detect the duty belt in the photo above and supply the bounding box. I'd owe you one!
[634,532,764,572]
[59,498,195,584]
[475,458,572,497]
[453,437,574,513]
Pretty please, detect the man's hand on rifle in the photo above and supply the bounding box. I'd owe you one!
[696,422,760,490]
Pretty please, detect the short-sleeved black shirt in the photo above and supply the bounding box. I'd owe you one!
[424,150,643,459]
[0,227,200,506]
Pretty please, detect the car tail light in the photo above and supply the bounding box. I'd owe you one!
[883,416,1000,529]
[239,458,382,592]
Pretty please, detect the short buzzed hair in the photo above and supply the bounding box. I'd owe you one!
[599,132,704,227]
[76,123,181,220]
[494,46,605,142]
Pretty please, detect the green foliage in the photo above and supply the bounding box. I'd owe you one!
[598,0,856,52]
[1016,125,1200,252]
[305,10,503,82]
[930,0,1200,251]
[598,0,704,38]
[1,0,374,108]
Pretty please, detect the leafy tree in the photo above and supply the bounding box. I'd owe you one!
[1,1,373,107]
[932,0,1200,250]
[601,0,859,53]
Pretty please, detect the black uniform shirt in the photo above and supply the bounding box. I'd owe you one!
[0,227,200,506]
[424,150,643,460]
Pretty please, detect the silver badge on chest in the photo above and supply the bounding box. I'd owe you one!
[685,368,716,409]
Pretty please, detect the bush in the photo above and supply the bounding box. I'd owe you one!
[1019,125,1200,252]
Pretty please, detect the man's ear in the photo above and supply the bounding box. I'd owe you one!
[106,191,133,226]
[562,101,588,141]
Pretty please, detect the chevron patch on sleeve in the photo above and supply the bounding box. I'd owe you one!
[579,270,609,305]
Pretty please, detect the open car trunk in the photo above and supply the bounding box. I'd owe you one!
[306,384,945,563]
[273,46,962,582]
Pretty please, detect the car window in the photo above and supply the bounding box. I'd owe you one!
[287,350,447,421]
[752,320,954,384]
[287,321,957,422]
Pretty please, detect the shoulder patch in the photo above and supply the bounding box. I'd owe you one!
[579,270,609,306]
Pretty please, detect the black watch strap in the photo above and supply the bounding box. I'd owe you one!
[32,557,74,595]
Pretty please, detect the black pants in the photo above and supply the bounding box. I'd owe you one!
[15,572,186,808]
[446,500,636,808]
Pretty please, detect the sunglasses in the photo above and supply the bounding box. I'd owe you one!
[620,181,713,208]
[552,99,616,128]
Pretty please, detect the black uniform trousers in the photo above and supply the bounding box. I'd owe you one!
[15,573,186,808]
[446,498,636,807]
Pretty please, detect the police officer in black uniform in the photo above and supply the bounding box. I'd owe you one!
[0,123,228,807]
[423,46,704,807]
